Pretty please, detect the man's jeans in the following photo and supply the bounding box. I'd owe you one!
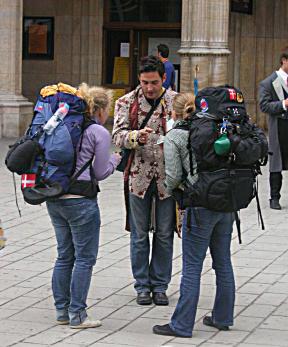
[170,207,235,337]
[129,180,175,293]
[46,198,100,325]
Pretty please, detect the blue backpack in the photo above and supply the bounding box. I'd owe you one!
[5,89,98,206]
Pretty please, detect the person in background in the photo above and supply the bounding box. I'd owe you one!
[153,92,235,338]
[112,55,176,306]
[259,47,288,210]
[157,44,176,90]
[46,83,121,329]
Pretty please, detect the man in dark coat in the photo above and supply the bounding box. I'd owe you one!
[259,48,288,210]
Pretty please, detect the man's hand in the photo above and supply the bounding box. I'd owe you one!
[284,98,288,109]
[113,152,122,165]
[138,127,154,144]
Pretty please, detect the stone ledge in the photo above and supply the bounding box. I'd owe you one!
[178,47,231,56]
[0,96,33,138]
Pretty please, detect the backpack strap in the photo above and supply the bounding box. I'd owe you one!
[234,211,242,244]
[12,173,21,217]
[172,119,190,131]
[69,118,100,190]
[187,126,195,175]
[230,169,242,244]
[78,118,96,152]
[68,157,100,197]
[70,157,94,184]
[254,177,265,230]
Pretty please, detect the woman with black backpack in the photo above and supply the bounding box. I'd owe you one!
[153,92,236,338]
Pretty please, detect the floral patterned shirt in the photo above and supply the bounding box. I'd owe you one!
[112,86,177,199]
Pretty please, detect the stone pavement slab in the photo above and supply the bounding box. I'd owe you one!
[1,137,288,346]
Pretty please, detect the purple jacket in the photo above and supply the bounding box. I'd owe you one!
[74,123,118,182]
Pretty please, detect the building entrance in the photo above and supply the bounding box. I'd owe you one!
[103,0,181,100]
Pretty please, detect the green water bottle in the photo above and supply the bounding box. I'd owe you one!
[214,133,231,156]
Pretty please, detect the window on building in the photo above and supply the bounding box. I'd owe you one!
[109,0,181,22]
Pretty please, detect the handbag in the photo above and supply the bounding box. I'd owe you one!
[116,89,166,172]
[116,148,132,172]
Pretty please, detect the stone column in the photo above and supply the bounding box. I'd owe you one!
[71,0,103,86]
[0,0,33,138]
[179,0,230,93]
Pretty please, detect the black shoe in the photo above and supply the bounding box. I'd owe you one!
[270,199,281,210]
[136,292,152,305]
[203,316,229,331]
[152,292,169,306]
[153,324,190,338]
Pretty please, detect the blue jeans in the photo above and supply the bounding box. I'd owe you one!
[129,179,175,293]
[170,207,235,337]
[46,198,100,325]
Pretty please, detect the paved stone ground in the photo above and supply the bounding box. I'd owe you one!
[0,137,288,347]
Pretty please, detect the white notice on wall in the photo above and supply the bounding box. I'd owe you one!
[120,42,130,57]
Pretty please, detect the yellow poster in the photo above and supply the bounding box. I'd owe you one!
[109,88,126,117]
[112,57,129,85]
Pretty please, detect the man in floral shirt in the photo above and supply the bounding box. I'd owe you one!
[113,56,176,306]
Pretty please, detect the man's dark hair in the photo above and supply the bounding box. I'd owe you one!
[280,47,288,65]
[157,44,169,58]
[139,55,165,78]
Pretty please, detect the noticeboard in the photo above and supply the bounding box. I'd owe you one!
[23,17,54,60]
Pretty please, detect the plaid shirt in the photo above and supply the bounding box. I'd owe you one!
[112,86,177,199]
[163,120,197,195]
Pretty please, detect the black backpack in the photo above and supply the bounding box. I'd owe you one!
[173,85,268,243]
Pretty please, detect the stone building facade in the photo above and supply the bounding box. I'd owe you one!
[0,0,287,137]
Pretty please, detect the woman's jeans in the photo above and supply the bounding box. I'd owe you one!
[170,207,235,337]
[46,197,100,325]
[129,179,175,293]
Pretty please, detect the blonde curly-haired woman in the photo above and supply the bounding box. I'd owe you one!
[46,83,121,329]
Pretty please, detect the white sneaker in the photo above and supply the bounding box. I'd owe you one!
[56,319,69,325]
[70,317,102,329]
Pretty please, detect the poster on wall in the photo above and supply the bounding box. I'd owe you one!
[112,57,130,85]
[23,17,54,60]
[120,43,130,57]
[28,24,48,54]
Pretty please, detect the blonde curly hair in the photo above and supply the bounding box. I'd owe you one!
[78,83,113,117]
[173,93,195,119]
